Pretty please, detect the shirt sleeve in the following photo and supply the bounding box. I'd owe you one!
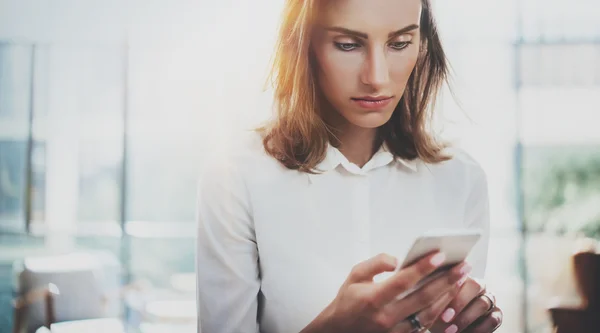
[196,159,260,333]
[463,166,491,280]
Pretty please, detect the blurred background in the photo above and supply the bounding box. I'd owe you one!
[0,0,599,332]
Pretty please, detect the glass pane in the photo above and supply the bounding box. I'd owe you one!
[524,146,600,236]
[130,238,195,288]
[0,44,33,231]
[0,141,28,226]
[30,140,46,223]
[0,44,32,118]
[523,146,600,332]
[74,236,121,260]
[126,47,211,223]
[75,46,124,223]
[521,0,600,42]
[29,46,124,229]
[78,136,122,223]
[520,44,600,86]
[520,87,600,145]
[436,0,518,43]
[76,47,123,224]
[520,0,600,327]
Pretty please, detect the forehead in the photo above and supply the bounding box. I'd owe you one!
[317,0,422,32]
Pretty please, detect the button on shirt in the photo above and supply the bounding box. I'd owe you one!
[196,133,490,333]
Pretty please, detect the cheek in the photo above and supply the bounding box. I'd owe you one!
[389,51,419,86]
[315,49,361,93]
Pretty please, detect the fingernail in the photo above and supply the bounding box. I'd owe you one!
[387,256,398,266]
[460,263,472,275]
[441,308,456,323]
[430,253,446,267]
[445,324,458,333]
[457,275,468,287]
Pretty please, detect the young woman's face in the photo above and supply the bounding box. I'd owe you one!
[311,0,422,130]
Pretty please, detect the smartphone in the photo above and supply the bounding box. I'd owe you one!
[393,228,482,299]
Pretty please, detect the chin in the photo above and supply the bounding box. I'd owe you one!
[347,111,393,129]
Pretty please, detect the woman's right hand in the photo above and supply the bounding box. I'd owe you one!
[302,252,471,333]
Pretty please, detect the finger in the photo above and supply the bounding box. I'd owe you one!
[348,253,398,283]
[397,261,470,312]
[450,294,494,332]
[430,283,474,332]
[463,308,503,333]
[383,265,466,325]
[375,252,447,304]
[480,293,497,315]
[440,278,484,325]
[389,290,455,333]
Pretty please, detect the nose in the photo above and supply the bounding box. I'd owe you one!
[360,47,390,89]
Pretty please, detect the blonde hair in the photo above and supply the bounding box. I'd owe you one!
[260,0,450,173]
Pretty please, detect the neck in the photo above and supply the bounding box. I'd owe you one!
[321,100,380,168]
[335,124,379,168]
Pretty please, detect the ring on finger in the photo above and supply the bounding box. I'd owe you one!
[407,313,426,333]
[480,292,496,313]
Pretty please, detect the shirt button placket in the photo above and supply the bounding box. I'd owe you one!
[351,173,371,262]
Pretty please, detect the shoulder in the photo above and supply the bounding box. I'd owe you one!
[445,147,487,181]
[198,131,287,186]
[423,147,488,193]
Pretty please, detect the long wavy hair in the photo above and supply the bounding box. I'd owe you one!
[260,0,451,173]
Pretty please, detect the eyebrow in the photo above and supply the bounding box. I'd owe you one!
[324,24,420,39]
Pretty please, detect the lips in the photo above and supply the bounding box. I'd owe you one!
[352,96,392,101]
[351,96,393,110]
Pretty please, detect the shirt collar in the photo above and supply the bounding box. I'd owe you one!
[314,143,418,174]
[377,143,418,172]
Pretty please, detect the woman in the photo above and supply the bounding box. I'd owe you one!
[196,0,503,332]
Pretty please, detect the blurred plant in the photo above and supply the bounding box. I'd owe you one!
[524,146,600,239]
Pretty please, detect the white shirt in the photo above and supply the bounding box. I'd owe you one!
[196,133,490,333]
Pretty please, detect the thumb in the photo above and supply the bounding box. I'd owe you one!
[349,253,398,283]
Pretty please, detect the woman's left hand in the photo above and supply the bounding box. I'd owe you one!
[429,277,502,333]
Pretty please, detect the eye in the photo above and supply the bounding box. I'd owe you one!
[334,42,361,51]
[389,41,411,51]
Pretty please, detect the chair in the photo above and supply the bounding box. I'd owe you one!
[13,283,59,333]
[12,251,121,333]
[549,251,600,333]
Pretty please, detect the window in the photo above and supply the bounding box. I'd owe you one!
[435,0,600,331]
[0,44,33,233]
[518,1,600,332]
[22,46,125,236]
